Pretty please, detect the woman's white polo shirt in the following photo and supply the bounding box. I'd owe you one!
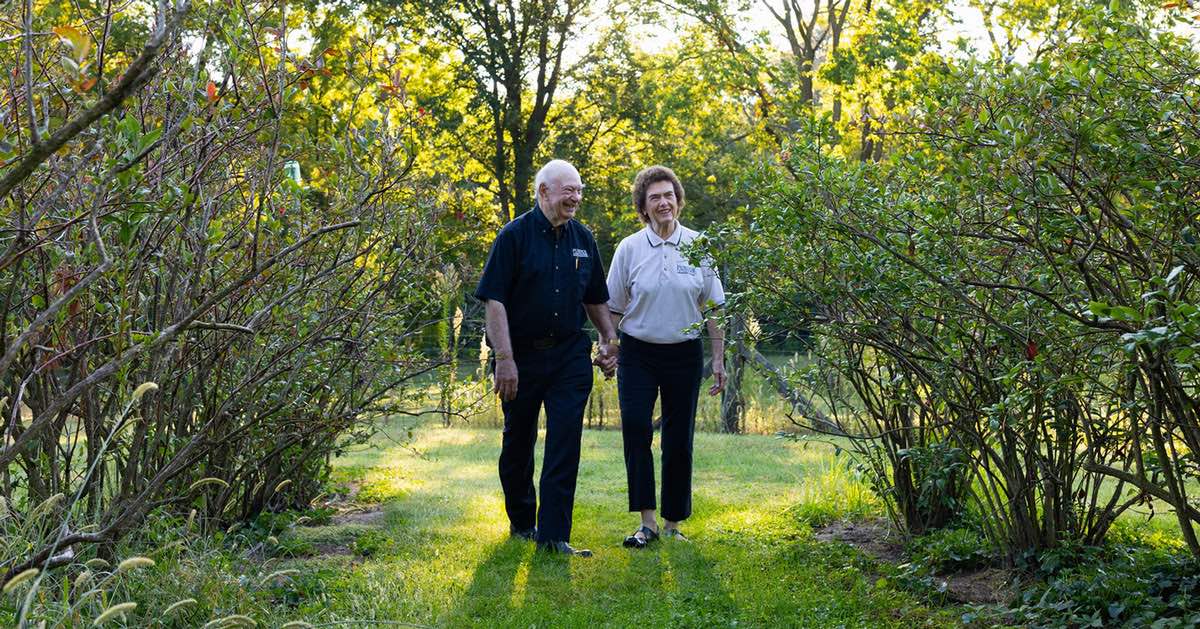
[606,223,725,344]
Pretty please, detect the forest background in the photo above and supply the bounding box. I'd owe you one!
[2,0,1200,625]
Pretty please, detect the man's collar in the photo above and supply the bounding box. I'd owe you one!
[532,204,568,236]
[644,223,682,247]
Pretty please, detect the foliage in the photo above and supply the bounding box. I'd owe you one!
[0,0,454,613]
[1003,542,1200,628]
[350,529,396,558]
[381,0,596,226]
[700,5,1200,561]
[906,527,996,574]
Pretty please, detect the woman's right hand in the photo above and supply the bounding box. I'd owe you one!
[494,358,519,401]
[708,358,726,396]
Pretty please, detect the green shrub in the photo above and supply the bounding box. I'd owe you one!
[907,527,995,573]
[701,7,1200,560]
[1009,545,1200,627]
[350,530,396,558]
[0,1,450,617]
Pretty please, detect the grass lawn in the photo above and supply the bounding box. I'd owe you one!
[264,419,962,627]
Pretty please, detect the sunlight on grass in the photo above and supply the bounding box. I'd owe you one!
[508,558,531,608]
[309,421,960,627]
[787,461,882,526]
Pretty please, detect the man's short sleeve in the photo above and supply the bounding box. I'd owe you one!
[583,236,609,305]
[474,227,516,304]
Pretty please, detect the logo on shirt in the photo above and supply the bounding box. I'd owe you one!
[572,249,589,258]
[676,264,697,276]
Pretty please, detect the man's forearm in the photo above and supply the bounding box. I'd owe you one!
[485,300,514,357]
[585,303,617,341]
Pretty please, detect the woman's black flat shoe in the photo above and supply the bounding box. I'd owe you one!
[623,525,660,549]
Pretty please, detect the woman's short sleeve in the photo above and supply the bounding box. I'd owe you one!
[606,239,630,314]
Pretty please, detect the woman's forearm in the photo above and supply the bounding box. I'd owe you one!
[706,315,724,361]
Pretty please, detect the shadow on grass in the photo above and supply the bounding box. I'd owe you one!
[660,541,741,627]
[444,539,532,624]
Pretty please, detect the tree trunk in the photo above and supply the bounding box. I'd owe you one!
[721,314,746,434]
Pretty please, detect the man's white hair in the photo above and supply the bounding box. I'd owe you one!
[533,159,578,199]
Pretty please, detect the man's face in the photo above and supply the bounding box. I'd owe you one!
[643,180,679,230]
[540,171,584,224]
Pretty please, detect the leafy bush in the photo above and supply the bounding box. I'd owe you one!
[0,0,452,616]
[702,7,1200,561]
[1008,546,1200,628]
[907,527,996,574]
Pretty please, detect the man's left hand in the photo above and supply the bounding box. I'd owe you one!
[709,358,726,396]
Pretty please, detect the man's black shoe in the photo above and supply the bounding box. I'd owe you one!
[536,540,593,557]
[510,527,537,541]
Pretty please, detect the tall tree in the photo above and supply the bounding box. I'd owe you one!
[395,0,591,224]
[762,0,853,109]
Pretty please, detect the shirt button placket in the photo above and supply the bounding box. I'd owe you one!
[553,239,560,327]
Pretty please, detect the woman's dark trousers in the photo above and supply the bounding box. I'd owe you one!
[617,333,703,522]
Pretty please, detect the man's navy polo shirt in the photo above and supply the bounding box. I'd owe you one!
[474,206,609,344]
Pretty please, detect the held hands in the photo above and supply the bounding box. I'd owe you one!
[493,355,518,401]
[593,339,618,379]
[709,357,727,396]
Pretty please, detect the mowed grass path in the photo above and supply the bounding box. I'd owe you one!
[279,420,961,627]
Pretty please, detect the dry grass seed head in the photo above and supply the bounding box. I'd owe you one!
[92,601,137,625]
[2,568,39,594]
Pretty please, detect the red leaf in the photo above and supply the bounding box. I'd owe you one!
[1025,340,1038,361]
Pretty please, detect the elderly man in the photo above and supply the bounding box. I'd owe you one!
[474,159,618,557]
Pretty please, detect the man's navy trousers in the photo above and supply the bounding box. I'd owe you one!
[498,331,593,544]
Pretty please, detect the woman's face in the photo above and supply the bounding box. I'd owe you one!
[643,180,679,232]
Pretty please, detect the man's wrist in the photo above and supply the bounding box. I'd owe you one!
[494,350,514,361]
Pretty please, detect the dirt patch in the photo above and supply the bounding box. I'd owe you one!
[814,519,905,563]
[311,542,354,557]
[813,519,1016,606]
[330,507,386,527]
[939,567,1016,605]
[284,498,387,558]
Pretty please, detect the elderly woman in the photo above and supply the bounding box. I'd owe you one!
[605,165,726,548]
